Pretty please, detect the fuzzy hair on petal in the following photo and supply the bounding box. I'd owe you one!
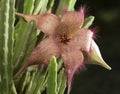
[16,37,61,76]
[67,29,93,52]
[16,13,60,36]
[62,50,84,94]
[61,8,84,29]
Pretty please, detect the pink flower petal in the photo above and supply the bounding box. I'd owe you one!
[21,37,61,70]
[36,14,60,35]
[61,50,84,94]
[16,13,60,35]
[16,36,61,75]
[61,8,84,28]
[68,29,93,52]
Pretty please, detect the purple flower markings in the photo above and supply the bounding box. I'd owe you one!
[16,8,111,94]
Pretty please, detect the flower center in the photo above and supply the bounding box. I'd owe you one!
[60,33,71,44]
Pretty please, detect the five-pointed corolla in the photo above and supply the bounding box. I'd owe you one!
[16,8,111,94]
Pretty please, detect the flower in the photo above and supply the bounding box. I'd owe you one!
[16,8,111,94]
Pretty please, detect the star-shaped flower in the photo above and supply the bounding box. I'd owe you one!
[16,8,111,94]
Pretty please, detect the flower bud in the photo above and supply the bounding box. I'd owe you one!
[89,40,111,70]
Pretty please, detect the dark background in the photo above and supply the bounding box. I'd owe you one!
[70,0,120,94]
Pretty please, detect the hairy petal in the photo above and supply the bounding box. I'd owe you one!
[29,37,61,64]
[61,8,84,29]
[36,14,60,35]
[68,29,93,52]
[18,37,61,73]
[61,49,84,94]
[16,13,60,35]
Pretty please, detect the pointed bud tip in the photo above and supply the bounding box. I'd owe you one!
[101,61,111,70]
[107,66,112,70]
[98,60,112,70]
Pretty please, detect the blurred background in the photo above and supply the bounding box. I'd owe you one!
[70,0,120,94]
